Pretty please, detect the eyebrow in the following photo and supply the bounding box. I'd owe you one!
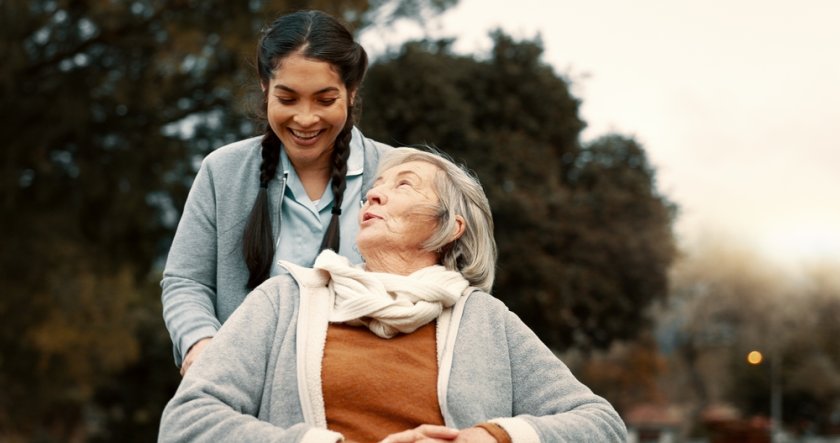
[395,170,422,181]
[373,170,422,183]
[273,84,341,95]
[373,169,422,185]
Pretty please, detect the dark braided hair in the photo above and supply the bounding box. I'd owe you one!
[243,10,368,289]
[319,117,354,251]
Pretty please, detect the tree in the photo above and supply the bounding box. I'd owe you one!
[361,33,677,352]
[572,332,669,415]
[0,1,454,441]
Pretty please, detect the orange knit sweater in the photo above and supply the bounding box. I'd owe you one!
[322,322,443,442]
[322,322,511,443]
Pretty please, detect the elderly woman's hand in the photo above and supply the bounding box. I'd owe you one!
[378,424,459,443]
[378,425,498,443]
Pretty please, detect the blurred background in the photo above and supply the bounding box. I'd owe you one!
[1,0,837,442]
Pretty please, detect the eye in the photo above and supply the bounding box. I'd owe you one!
[318,97,338,105]
[397,179,413,187]
[276,96,295,105]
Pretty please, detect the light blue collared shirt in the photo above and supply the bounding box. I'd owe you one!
[270,144,365,275]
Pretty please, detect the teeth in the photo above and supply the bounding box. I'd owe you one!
[290,129,320,139]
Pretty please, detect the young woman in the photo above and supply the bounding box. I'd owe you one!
[161,10,391,374]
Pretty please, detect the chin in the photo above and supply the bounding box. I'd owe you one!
[356,234,389,255]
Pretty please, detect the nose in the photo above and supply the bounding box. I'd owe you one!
[365,186,386,205]
[293,105,319,127]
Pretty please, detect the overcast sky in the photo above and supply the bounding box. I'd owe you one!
[361,0,840,269]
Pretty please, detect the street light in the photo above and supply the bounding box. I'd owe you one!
[747,349,782,443]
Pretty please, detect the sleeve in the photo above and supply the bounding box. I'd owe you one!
[160,158,222,367]
[473,422,512,443]
[158,289,343,443]
[492,310,628,442]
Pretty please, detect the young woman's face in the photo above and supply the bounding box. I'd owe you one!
[265,51,352,169]
[357,161,442,258]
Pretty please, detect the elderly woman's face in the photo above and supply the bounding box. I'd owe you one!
[357,160,441,257]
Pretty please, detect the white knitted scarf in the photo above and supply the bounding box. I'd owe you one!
[313,250,469,339]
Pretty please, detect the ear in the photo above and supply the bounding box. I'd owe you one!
[349,89,357,107]
[450,215,466,242]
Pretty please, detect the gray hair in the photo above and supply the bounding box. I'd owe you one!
[375,147,497,292]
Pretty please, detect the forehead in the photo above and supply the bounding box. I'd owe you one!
[269,52,343,88]
[381,160,440,180]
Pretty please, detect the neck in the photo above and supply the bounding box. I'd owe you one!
[363,250,439,276]
[293,161,332,201]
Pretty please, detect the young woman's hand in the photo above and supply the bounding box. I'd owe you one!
[180,337,212,376]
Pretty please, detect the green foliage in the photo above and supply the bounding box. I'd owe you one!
[361,33,677,352]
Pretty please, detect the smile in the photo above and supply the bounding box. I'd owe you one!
[289,128,323,139]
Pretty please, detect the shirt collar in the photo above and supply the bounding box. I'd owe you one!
[279,138,364,178]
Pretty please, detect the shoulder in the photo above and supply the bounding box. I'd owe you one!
[253,269,302,301]
[201,136,263,170]
[459,290,512,329]
[191,137,263,193]
[238,271,303,319]
[461,291,538,339]
[351,127,391,157]
[464,290,509,314]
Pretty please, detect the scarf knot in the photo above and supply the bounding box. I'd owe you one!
[313,250,469,338]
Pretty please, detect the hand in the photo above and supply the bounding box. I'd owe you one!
[452,427,497,443]
[180,337,212,376]
[378,424,459,443]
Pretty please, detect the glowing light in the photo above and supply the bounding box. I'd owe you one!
[747,350,764,365]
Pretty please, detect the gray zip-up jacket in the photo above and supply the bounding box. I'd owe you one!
[161,127,390,366]
[158,263,627,442]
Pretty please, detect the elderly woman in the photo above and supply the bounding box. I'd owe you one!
[158,148,626,443]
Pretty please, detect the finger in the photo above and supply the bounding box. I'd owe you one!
[415,425,459,439]
[379,429,416,443]
[180,360,191,377]
[380,425,460,443]
[380,430,445,443]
